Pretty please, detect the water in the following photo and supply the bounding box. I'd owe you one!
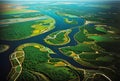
[0,10,88,81]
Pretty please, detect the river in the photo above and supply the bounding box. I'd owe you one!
[0,10,93,81]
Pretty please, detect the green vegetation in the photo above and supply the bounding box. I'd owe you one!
[8,43,79,81]
[79,53,114,66]
[0,16,55,40]
[84,25,106,34]
[60,43,117,80]
[60,43,108,67]
[88,35,116,42]
[44,29,71,45]
[74,27,94,43]
[74,25,111,43]
[60,43,103,54]
[0,44,9,53]
[95,26,107,33]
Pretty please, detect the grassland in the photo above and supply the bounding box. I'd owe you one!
[44,29,71,46]
[0,44,9,53]
[8,43,80,81]
[0,16,55,41]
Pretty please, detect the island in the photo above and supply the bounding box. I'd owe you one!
[56,12,79,25]
[44,29,71,46]
[8,43,79,81]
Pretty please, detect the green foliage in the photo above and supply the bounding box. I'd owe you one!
[47,32,66,44]
[0,21,34,40]
[16,45,78,81]
[79,53,106,60]
[17,70,37,81]
[96,26,107,33]
[23,46,49,65]
[49,58,61,63]
[85,25,105,34]
[60,44,95,54]
[74,28,93,43]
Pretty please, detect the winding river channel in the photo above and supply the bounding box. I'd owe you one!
[0,10,94,80]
